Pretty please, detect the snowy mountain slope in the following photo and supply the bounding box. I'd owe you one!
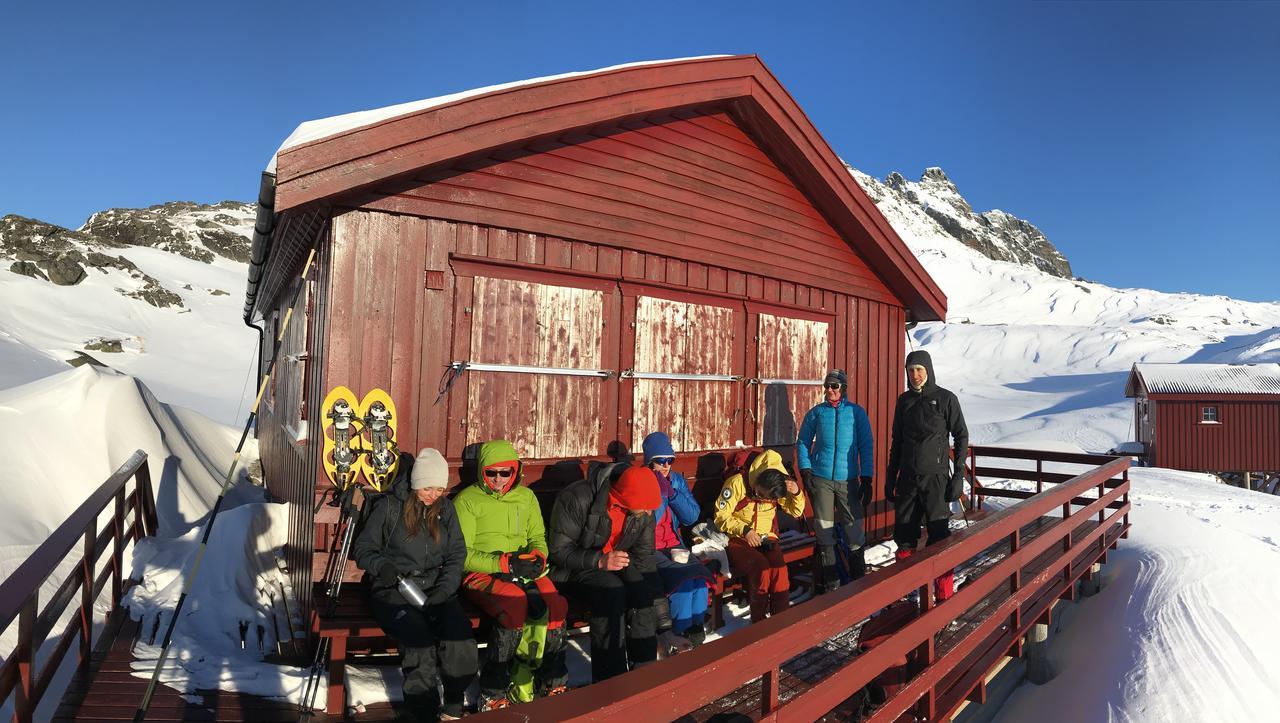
[0,204,258,424]
[851,168,1280,453]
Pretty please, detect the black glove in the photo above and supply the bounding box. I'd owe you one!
[946,474,964,502]
[523,584,549,620]
[377,563,399,586]
[884,476,896,504]
[509,553,544,580]
[801,469,814,488]
[859,476,874,507]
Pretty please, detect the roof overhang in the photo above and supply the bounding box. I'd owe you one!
[266,55,946,321]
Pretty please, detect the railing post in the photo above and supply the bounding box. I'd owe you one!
[1062,500,1073,586]
[112,488,125,608]
[1122,468,1130,538]
[1036,459,1043,494]
[969,446,980,510]
[761,667,779,716]
[80,520,96,670]
[15,594,36,723]
[137,458,157,537]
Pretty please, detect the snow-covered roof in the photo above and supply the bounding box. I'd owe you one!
[267,55,729,173]
[1130,363,1280,395]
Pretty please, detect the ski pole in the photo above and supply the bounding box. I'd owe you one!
[134,246,319,722]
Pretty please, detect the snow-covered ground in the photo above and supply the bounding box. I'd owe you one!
[1,169,1277,718]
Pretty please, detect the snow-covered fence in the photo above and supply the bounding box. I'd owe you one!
[0,449,157,722]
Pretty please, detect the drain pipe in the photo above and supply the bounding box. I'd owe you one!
[244,172,277,380]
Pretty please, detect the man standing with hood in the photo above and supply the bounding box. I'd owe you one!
[797,368,875,590]
[886,350,969,602]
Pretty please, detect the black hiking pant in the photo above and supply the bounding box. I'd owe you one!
[560,567,658,682]
[893,472,951,550]
[369,595,477,716]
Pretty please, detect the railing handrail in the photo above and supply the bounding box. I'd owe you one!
[488,452,1130,721]
[968,444,1122,466]
[0,449,156,722]
[0,450,152,633]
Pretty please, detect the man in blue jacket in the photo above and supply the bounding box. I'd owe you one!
[797,369,875,591]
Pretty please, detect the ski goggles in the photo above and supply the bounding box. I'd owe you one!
[650,457,676,466]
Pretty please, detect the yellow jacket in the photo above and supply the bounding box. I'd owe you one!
[713,450,806,538]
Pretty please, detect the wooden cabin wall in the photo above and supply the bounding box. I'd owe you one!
[319,209,906,539]
[1153,399,1280,472]
[258,228,331,623]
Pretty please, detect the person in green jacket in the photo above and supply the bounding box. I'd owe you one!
[454,440,568,711]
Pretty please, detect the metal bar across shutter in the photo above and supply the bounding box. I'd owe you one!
[449,361,615,378]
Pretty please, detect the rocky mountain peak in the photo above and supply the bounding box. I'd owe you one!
[82,200,254,264]
[850,165,1073,279]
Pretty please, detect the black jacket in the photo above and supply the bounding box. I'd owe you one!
[887,350,969,483]
[352,452,467,606]
[547,461,657,582]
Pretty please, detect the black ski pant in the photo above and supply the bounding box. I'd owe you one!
[806,475,866,568]
[369,595,477,715]
[560,567,658,682]
[892,472,951,551]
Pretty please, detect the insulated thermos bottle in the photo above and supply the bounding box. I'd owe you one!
[397,575,428,608]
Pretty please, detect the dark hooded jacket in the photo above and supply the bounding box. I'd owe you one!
[547,461,657,582]
[352,451,468,606]
[887,350,969,484]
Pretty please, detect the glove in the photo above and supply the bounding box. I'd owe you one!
[884,476,896,504]
[377,563,399,586]
[507,552,545,580]
[858,476,874,507]
[801,469,814,488]
[946,474,963,502]
[523,583,549,621]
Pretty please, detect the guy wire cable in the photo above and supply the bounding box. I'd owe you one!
[134,244,319,722]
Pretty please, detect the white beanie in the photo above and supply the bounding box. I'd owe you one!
[410,448,449,490]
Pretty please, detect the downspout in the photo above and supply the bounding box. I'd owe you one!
[244,172,277,401]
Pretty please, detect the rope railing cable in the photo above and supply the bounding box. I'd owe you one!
[133,245,319,722]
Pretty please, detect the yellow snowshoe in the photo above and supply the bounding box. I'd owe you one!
[321,385,362,490]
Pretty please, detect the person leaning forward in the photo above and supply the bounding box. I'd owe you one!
[548,462,663,683]
[796,368,875,591]
[885,349,969,602]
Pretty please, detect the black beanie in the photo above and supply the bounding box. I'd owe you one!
[823,369,848,387]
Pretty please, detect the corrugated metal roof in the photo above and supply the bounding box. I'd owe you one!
[1132,363,1280,395]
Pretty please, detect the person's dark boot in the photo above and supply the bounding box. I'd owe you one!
[849,547,867,580]
[817,545,840,593]
[768,591,790,617]
[683,622,706,647]
[478,625,522,708]
[537,625,569,696]
[749,595,770,622]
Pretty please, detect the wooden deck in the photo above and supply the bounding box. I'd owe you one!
[52,611,403,722]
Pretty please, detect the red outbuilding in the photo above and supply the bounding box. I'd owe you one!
[1125,362,1280,478]
[242,55,948,616]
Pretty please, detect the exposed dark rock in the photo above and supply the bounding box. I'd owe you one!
[85,338,124,353]
[67,352,107,368]
[45,254,88,285]
[9,260,46,280]
[123,282,185,309]
[209,288,229,296]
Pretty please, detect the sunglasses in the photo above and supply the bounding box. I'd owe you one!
[824,383,843,390]
[483,468,515,479]
[650,457,676,466]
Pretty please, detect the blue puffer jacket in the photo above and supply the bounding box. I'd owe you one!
[797,398,874,481]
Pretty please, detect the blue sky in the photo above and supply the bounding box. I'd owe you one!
[2,1,1276,302]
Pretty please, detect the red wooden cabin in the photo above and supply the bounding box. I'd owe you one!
[242,55,947,621]
[1125,362,1280,475]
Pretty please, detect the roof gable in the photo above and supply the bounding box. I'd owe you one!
[269,55,946,321]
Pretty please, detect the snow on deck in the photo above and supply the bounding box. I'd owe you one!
[267,55,730,173]
[1133,362,1280,395]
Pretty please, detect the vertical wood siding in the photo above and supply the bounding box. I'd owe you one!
[1153,399,1280,472]
[755,312,830,448]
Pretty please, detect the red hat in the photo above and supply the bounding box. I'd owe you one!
[609,466,662,511]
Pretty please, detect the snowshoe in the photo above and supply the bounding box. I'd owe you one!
[357,388,399,491]
[321,385,362,490]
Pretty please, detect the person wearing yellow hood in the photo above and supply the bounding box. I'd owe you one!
[713,450,806,622]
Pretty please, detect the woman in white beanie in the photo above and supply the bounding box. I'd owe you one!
[353,448,477,721]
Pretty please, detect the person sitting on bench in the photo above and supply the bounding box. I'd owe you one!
[714,450,806,622]
[454,439,569,711]
[352,448,477,721]
[642,431,713,651]
[549,461,663,682]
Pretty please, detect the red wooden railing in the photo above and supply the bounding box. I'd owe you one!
[0,450,157,723]
[486,447,1131,722]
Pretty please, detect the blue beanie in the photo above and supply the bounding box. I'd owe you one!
[641,432,676,464]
